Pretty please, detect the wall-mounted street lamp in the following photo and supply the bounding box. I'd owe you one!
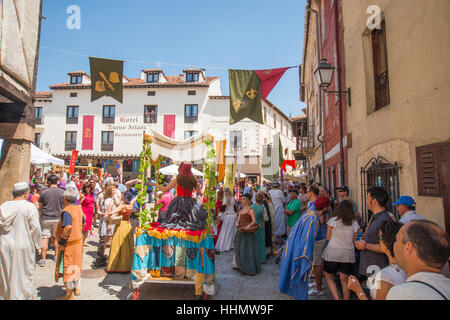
[314,59,351,106]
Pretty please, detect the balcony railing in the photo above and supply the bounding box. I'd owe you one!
[65,144,76,151]
[101,144,114,151]
[35,117,43,125]
[66,117,78,124]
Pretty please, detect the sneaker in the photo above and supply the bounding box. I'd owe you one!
[308,288,324,296]
[308,282,316,289]
[37,260,46,267]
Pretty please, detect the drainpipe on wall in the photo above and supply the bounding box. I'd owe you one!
[334,0,346,185]
[307,5,326,186]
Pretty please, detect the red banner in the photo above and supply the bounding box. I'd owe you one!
[163,115,176,139]
[255,67,294,99]
[69,150,79,175]
[280,160,296,173]
[82,115,94,150]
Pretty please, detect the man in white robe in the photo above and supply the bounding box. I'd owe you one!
[0,182,42,300]
[268,182,288,244]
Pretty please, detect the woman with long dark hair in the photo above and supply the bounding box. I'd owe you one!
[80,183,95,246]
[152,162,208,231]
[322,200,360,300]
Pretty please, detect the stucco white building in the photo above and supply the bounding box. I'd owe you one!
[35,68,296,181]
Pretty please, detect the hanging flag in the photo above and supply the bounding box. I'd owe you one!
[163,115,176,139]
[281,160,296,173]
[82,115,94,150]
[69,150,79,175]
[229,67,294,125]
[215,140,226,183]
[262,133,284,181]
[255,67,294,99]
[89,57,124,103]
[224,163,236,191]
[229,69,263,125]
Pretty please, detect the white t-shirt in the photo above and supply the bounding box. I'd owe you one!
[322,217,360,263]
[367,264,407,300]
[386,272,450,300]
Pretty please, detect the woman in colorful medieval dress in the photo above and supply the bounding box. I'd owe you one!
[152,162,208,231]
[233,194,261,276]
[251,193,268,264]
[106,196,137,273]
[215,188,237,252]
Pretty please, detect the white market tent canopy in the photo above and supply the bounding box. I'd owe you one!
[0,138,64,166]
[159,164,204,177]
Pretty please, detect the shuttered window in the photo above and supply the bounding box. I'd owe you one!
[416,144,441,197]
[372,20,390,110]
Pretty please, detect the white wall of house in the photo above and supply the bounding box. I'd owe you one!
[37,71,295,171]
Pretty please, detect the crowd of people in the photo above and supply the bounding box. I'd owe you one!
[0,165,449,300]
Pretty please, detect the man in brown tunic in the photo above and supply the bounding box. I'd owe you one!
[55,188,85,300]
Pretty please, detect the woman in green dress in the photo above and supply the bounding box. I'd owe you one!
[251,193,267,264]
[233,194,261,276]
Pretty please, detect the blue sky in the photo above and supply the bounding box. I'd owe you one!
[37,0,307,117]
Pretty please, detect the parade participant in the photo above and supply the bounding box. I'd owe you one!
[0,183,42,300]
[262,191,276,256]
[251,193,268,264]
[214,188,225,246]
[80,183,95,246]
[268,182,288,246]
[323,200,360,300]
[124,179,141,237]
[156,183,175,223]
[215,188,237,252]
[38,174,65,267]
[386,220,450,300]
[100,186,116,255]
[105,196,137,273]
[277,198,320,300]
[233,194,261,276]
[54,188,85,300]
[348,220,406,300]
[91,185,112,268]
[152,162,208,231]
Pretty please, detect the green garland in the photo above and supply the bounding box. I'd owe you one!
[135,134,159,230]
[203,138,217,235]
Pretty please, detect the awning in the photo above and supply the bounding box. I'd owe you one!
[148,129,209,162]
[159,164,204,177]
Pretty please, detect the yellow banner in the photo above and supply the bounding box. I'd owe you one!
[215,140,226,183]
[224,163,236,191]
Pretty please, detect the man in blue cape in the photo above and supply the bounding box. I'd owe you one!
[278,196,331,300]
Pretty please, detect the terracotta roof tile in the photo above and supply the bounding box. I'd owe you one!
[36,91,53,98]
[50,75,219,89]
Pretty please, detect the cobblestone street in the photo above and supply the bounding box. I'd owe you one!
[33,228,333,300]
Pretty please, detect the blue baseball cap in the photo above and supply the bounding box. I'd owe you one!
[393,196,415,206]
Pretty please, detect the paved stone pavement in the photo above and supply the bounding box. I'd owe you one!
[33,228,334,300]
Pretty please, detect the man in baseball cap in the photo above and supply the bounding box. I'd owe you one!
[393,196,427,224]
